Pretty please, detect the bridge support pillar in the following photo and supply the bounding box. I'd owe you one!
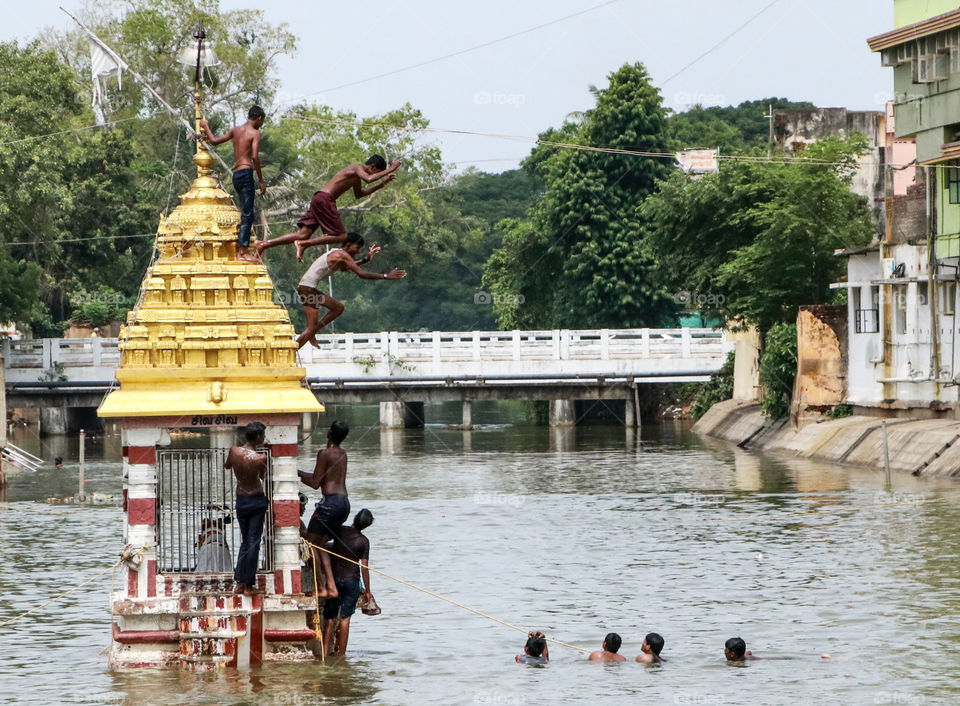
[379,401,424,429]
[461,401,473,430]
[549,399,575,427]
[40,406,70,436]
[301,412,315,434]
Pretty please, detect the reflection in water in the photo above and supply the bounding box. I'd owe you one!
[2,414,960,704]
[110,659,382,704]
[548,426,575,453]
[732,447,763,492]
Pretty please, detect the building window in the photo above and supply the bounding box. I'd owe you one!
[949,165,960,204]
[943,281,957,316]
[855,308,880,334]
[853,287,879,334]
[895,285,908,335]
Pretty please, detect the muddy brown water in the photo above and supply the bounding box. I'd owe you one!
[2,405,959,705]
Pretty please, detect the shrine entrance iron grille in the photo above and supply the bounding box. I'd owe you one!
[156,447,274,574]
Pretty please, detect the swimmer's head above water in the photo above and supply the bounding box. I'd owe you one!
[725,637,747,661]
[644,633,664,658]
[603,633,622,654]
[524,634,546,658]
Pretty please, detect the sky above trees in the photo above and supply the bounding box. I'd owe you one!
[6,0,894,171]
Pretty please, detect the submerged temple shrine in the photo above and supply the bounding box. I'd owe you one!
[99,124,323,669]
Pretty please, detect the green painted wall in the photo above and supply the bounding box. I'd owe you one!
[895,0,960,28]
[938,164,960,257]
[891,58,960,162]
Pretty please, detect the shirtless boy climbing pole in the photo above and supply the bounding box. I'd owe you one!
[199,106,267,262]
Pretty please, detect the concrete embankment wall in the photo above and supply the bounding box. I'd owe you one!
[694,399,960,478]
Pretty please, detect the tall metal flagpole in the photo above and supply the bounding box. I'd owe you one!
[59,6,233,176]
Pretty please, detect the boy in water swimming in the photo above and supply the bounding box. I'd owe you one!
[588,632,626,662]
[635,632,665,663]
[516,631,550,664]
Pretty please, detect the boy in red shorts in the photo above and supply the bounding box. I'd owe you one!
[256,155,401,261]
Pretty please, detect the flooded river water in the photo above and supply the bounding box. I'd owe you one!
[2,404,960,705]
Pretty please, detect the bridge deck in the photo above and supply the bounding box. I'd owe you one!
[4,329,732,407]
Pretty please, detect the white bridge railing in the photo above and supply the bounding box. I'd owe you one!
[3,329,732,385]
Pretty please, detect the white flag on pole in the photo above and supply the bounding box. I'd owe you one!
[90,41,123,113]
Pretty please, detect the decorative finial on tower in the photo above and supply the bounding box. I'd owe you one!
[176,22,220,177]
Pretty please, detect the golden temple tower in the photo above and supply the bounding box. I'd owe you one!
[98,135,320,418]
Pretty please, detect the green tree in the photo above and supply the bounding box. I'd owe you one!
[484,63,676,329]
[666,98,817,152]
[644,135,873,332]
[46,0,296,163]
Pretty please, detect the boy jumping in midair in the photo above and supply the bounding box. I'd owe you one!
[295,232,406,350]
[256,155,401,261]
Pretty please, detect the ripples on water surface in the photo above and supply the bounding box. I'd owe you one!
[2,406,960,705]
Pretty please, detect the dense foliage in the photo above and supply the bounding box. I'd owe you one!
[690,353,735,419]
[759,323,798,419]
[644,135,874,332]
[484,63,676,329]
[0,0,875,432]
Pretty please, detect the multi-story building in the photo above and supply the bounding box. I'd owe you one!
[828,5,960,417]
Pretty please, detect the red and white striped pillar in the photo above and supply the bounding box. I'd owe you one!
[121,425,170,600]
[266,422,301,596]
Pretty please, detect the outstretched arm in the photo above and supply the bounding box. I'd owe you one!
[357,160,401,183]
[353,171,397,198]
[199,119,234,146]
[340,253,406,281]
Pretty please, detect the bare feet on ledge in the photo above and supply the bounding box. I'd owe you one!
[236,246,260,263]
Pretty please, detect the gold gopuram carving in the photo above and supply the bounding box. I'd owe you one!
[99,144,322,417]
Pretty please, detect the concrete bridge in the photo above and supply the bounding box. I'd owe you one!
[3,329,732,432]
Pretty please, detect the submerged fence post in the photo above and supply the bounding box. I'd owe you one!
[77,428,86,502]
[882,420,892,489]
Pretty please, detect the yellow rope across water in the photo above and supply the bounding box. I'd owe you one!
[309,546,325,664]
[303,538,591,655]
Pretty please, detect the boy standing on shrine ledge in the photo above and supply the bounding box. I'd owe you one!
[199,106,267,263]
[225,421,269,595]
